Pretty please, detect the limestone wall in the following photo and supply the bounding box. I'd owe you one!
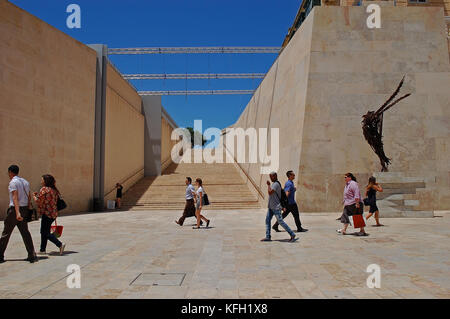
[300,6,450,212]
[230,5,450,212]
[225,11,315,206]
[161,110,178,172]
[103,63,144,202]
[0,0,97,218]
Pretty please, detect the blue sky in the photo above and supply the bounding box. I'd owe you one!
[10,0,301,130]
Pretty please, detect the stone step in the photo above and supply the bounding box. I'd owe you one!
[122,156,262,210]
[381,182,426,189]
[379,211,434,218]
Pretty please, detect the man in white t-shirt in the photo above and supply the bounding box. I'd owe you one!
[0,165,37,263]
[175,177,202,226]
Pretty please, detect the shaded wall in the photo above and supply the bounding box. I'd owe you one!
[103,63,144,202]
[161,109,178,172]
[0,0,97,218]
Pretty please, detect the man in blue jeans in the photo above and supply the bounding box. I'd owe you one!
[261,172,296,242]
[272,170,308,233]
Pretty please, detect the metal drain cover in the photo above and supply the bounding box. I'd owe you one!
[130,273,186,286]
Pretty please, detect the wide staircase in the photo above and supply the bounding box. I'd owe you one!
[121,153,261,211]
[372,172,434,218]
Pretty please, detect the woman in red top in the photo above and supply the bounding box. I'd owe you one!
[33,174,65,255]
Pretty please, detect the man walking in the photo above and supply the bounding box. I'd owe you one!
[261,172,296,242]
[175,177,202,226]
[272,170,308,233]
[0,165,38,263]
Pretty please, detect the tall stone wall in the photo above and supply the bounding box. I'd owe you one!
[103,63,144,202]
[0,0,97,218]
[225,12,315,206]
[161,111,178,172]
[300,6,450,212]
[231,5,450,212]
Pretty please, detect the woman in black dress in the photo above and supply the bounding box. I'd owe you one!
[115,183,123,209]
[365,177,383,226]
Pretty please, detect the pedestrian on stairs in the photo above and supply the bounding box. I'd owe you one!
[193,178,210,229]
[175,177,202,226]
[365,176,384,226]
[115,183,123,209]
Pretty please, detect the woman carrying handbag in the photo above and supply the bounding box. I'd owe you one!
[193,178,211,229]
[33,174,66,255]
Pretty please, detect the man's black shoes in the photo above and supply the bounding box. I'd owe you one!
[25,256,38,263]
[272,225,280,232]
[296,228,308,232]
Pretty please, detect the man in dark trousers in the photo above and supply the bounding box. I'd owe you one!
[272,170,308,233]
[175,177,202,226]
[0,165,38,263]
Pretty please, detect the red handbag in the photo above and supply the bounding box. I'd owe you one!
[50,220,64,238]
[351,214,366,228]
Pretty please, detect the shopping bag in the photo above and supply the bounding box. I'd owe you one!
[350,214,366,228]
[50,220,64,238]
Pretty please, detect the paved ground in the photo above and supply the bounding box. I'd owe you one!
[0,209,449,299]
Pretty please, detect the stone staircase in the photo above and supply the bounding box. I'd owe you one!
[121,152,261,211]
[372,172,434,218]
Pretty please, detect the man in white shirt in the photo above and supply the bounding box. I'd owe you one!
[175,177,202,226]
[0,165,37,263]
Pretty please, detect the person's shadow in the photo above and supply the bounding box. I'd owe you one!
[4,256,49,262]
[273,238,299,243]
[48,251,78,256]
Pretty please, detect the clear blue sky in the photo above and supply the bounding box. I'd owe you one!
[10,0,302,130]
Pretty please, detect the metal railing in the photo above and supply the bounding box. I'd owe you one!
[108,47,281,55]
[138,90,255,96]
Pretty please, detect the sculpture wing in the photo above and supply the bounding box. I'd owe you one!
[374,75,405,116]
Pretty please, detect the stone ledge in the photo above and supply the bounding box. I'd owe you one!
[381,210,434,218]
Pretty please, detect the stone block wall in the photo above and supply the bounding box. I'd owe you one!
[230,6,450,212]
[103,62,144,203]
[0,0,97,218]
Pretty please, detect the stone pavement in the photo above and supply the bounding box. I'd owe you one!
[0,209,448,299]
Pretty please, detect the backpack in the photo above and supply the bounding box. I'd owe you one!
[275,181,288,209]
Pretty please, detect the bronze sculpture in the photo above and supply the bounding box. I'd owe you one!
[362,76,411,172]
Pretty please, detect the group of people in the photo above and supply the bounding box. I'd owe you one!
[337,173,383,236]
[173,169,384,242]
[0,165,66,264]
[175,177,210,229]
[1,164,385,264]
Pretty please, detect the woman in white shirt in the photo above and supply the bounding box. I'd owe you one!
[193,178,210,229]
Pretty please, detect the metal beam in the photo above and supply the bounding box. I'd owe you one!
[138,90,255,96]
[108,47,280,55]
[123,73,266,80]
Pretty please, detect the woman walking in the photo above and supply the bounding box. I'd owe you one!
[337,173,367,236]
[193,178,210,229]
[33,174,66,255]
[115,183,123,209]
[365,176,384,226]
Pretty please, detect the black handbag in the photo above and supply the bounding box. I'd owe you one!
[363,198,370,206]
[202,193,210,206]
[57,193,67,211]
